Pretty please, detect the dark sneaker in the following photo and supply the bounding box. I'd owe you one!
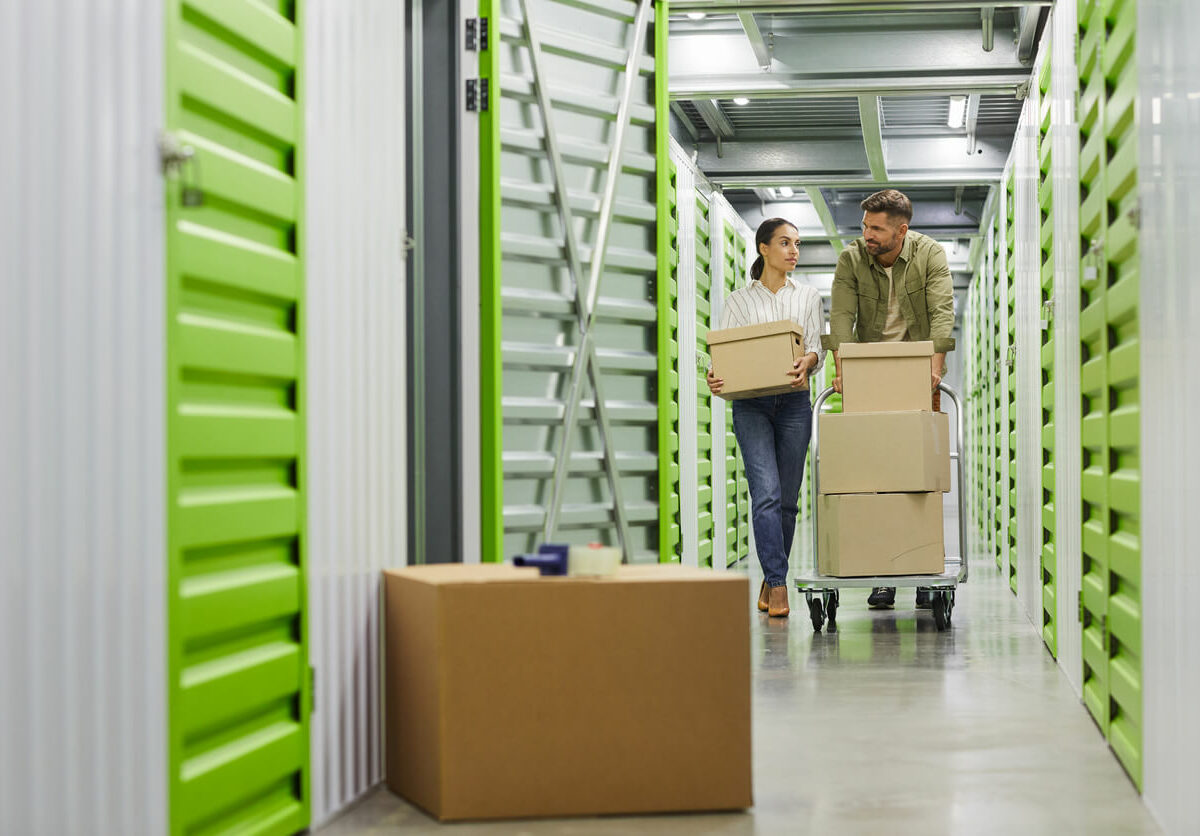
[867,587,896,609]
[915,588,933,609]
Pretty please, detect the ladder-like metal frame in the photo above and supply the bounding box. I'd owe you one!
[525,0,654,552]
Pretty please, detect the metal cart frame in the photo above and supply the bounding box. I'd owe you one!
[795,383,969,632]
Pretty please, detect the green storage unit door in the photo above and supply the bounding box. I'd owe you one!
[1038,49,1057,658]
[720,221,743,565]
[480,0,662,561]
[1078,0,1142,789]
[661,161,682,561]
[695,196,715,566]
[992,216,1003,572]
[1006,172,1018,596]
[165,1,310,833]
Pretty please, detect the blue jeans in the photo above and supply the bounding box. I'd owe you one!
[732,391,813,587]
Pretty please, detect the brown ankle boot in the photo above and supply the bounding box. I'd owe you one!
[758,580,770,612]
[768,585,790,617]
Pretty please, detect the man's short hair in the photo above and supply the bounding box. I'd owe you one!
[860,189,913,224]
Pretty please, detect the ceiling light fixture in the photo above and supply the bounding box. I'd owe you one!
[947,95,967,129]
[733,97,750,106]
[686,12,706,20]
[778,186,794,198]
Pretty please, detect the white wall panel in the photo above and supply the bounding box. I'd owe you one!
[1139,2,1200,831]
[1051,0,1083,695]
[305,1,407,826]
[0,3,167,834]
[1015,89,1042,625]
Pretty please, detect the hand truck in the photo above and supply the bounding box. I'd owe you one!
[794,383,969,633]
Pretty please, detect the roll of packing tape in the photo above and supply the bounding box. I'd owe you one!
[568,544,622,577]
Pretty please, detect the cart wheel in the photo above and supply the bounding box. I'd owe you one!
[945,590,954,625]
[932,592,949,631]
[824,590,839,631]
[808,597,825,632]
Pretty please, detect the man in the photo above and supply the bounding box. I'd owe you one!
[826,189,956,610]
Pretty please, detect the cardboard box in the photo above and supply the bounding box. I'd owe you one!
[384,564,752,821]
[818,411,951,494]
[818,493,944,576]
[839,340,934,413]
[706,319,806,399]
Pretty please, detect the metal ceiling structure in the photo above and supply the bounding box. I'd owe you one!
[667,2,1049,288]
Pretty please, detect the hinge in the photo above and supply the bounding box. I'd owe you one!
[466,78,489,112]
[1016,80,1032,100]
[309,665,316,714]
[1077,589,1083,622]
[465,17,489,51]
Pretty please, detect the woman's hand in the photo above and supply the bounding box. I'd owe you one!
[706,367,724,395]
[788,355,811,389]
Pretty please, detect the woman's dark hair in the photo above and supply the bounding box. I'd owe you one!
[750,217,799,281]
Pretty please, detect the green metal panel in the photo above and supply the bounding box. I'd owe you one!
[1078,0,1142,789]
[1038,66,1057,657]
[490,0,660,559]
[720,221,742,564]
[993,214,1003,572]
[661,161,681,561]
[480,0,505,561]
[655,4,674,562]
[695,195,714,566]
[1006,172,1018,596]
[165,1,309,833]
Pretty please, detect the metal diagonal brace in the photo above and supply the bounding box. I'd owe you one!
[520,0,645,553]
[541,0,654,547]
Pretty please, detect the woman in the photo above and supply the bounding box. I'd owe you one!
[707,218,825,618]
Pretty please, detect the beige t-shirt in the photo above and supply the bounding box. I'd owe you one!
[881,264,909,342]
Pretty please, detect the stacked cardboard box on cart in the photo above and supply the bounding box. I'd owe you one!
[818,342,951,576]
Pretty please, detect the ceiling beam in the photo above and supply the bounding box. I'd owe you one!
[737,12,772,70]
[857,95,888,182]
[697,136,1009,183]
[1016,6,1042,64]
[964,92,981,153]
[669,102,699,141]
[671,73,1030,101]
[804,187,848,252]
[671,0,1051,11]
[693,99,735,141]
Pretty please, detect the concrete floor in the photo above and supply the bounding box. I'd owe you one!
[318,530,1159,836]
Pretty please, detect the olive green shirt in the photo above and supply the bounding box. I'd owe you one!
[826,230,956,353]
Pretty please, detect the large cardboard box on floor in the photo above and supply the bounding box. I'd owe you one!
[383,563,752,821]
[818,493,944,576]
[706,319,806,399]
[819,411,951,494]
[839,340,934,413]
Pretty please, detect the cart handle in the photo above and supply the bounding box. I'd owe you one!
[809,383,969,584]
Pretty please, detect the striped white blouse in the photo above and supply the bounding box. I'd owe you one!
[718,277,826,378]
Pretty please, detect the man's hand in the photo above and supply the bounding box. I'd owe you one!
[931,351,946,392]
[832,375,843,394]
[931,367,943,392]
[706,367,724,395]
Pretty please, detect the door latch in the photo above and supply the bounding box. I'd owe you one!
[158,132,203,207]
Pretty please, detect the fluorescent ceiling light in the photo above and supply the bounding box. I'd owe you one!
[947,95,967,129]
[778,186,794,198]
[687,12,706,20]
[732,97,750,106]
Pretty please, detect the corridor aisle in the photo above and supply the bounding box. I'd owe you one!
[321,549,1158,836]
